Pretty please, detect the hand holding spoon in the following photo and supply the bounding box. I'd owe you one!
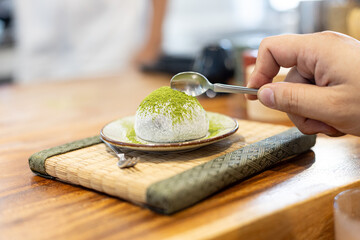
[170,71,258,96]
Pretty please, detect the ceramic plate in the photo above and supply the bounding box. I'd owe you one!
[100,112,238,152]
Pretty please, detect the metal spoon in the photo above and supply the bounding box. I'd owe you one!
[102,140,139,169]
[170,71,258,96]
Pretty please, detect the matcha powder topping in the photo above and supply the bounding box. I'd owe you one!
[137,86,203,125]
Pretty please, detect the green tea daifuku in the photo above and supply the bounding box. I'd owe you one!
[134,87,209,142]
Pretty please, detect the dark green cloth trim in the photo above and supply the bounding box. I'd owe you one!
[28,135,102,176]
[146,128,316,214]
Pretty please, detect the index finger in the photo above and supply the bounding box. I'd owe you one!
[246,34,312,99]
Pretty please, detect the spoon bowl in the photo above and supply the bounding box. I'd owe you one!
[170,71,258,97]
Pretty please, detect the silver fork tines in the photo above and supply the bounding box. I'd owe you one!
[103,141,139,168]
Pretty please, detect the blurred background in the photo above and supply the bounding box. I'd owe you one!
[0,0,360,85]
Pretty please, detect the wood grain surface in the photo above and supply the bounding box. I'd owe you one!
[1,69,360,240]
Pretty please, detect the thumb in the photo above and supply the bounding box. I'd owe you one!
[257,82,333,122]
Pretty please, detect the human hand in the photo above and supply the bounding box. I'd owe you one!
[132,0,167,66]
[133,41,162,66]
[247,31,360,137]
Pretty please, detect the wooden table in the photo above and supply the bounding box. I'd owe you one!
[1,69,359,240]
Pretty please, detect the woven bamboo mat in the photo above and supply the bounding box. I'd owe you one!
[44,120,290,205]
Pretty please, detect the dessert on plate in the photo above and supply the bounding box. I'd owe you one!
[134,86,209,143]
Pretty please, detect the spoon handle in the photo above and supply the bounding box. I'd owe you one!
[213,83,258,95]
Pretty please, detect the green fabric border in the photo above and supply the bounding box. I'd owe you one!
[28,135,102,176]
[146,128,316,214]
[28,128,316,215]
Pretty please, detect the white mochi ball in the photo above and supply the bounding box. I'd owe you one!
[134,87,209,143]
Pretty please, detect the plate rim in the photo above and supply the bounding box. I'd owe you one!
[100,112,239,150]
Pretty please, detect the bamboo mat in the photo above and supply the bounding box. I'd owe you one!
[29,120,316,214]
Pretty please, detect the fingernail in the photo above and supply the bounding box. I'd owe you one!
[258,88,275,108]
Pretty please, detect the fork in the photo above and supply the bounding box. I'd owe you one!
[103,141,139,168]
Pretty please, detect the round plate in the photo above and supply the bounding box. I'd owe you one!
[100,112,238,152]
